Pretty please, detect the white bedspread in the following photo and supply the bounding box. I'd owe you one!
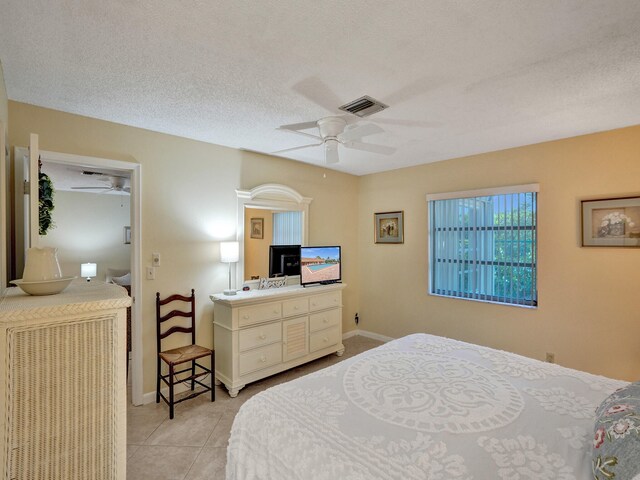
[227,334,626,479]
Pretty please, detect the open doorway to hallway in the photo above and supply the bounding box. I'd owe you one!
[10,147,143,405]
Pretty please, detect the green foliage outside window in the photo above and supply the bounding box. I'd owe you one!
[39,171,55,235]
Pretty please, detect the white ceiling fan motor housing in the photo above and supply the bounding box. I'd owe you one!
[317,117,347,141]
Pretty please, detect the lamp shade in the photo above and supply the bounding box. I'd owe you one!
[220,242,239,263]
[81,263,97,278]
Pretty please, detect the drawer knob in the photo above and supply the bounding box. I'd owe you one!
[260,355,267,363]
[311,302,317,307]
[294,306,299,310]
[273,310,279,314]
[259,333,267,340]
[323,318,328,323]
[323,337,328,343]
[243,315,249,320]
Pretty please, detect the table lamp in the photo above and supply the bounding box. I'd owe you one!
[220,242,239,295]
[81,263,97,282]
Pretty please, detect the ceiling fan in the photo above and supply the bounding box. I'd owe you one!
[71,173,130,194]
[273,116,395,164]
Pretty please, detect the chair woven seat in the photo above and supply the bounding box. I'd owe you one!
[159,344,211,365]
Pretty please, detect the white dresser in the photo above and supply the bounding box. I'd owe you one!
[211,283,345,397]
[0,280,131,480]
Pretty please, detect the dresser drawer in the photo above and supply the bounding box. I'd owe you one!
[238,302,282,327]
[309,292,341,312]
[239,322,282,352]
[309,309,341,333]
[239,343,282,376]
[309,326,341,353]
[282,297,309,318]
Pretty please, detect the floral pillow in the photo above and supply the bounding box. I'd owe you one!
[258,276,287,290]
[592,381,640,479]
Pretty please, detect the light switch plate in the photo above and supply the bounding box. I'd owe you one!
[146,266,155,280]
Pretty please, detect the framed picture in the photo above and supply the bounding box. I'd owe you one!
[374,211,404,244]
[123,226,131,244]
[250,218,264,239]
[581,196,640,247]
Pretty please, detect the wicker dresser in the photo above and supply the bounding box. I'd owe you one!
[0,280,131,480]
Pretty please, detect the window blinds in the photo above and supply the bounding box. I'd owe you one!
[272,211,302,245]
[428,188,537,307]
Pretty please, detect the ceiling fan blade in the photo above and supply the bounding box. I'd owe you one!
[373,118,443,128]
[344,141,396,155]
[78,169,129,179]
[71,186,110,190]
[277,127,322,142]
[292,77,344,112]
[339,123,384,142]
[279,121,318,131]
[272,143,323,154]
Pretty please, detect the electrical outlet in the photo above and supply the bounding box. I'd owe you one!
[146,266,155,280]
[152,252,161,267]
[545,352,555,363]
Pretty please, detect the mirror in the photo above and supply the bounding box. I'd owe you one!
[236,184,312,286]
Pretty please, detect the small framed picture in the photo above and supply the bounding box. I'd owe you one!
[374,211,404,244]
[124,226,131,245]
[581,196,640,247]
[250,218,264,239]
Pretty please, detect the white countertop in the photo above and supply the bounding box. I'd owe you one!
[210,282,345,306]
[0,279,131,323]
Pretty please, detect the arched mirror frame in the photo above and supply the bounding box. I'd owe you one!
[236,184,312,287]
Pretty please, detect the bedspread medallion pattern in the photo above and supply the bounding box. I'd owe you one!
[343,351,524,433]
[227,334,627,480]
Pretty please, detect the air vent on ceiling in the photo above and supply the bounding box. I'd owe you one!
[339,95,388,118]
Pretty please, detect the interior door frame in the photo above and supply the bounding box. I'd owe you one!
[0,121,6,291]
[34,149,143,406]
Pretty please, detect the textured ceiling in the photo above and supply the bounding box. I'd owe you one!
[2,1,640,175]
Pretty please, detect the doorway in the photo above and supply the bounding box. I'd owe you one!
[13,147,143,406]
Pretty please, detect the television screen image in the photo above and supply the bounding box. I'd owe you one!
[300,246,341,286]
[268,245,301,277]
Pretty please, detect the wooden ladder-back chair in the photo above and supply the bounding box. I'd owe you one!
[156,289,215,419]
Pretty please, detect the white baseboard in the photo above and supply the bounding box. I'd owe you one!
[342,329,394,343]
[342,329,359,340]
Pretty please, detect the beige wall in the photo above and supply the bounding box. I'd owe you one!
[358,125,640,381]
[1,61,8,290]
[243,207,273,280]
[9,99,639,392]
[8,101,361,396]
[0,61,7,132]
[38,190,131,280]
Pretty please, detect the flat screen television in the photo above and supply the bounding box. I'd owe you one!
[268,245,301,277]
[300,246,341,286]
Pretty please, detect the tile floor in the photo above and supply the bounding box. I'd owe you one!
[126,335,382,480]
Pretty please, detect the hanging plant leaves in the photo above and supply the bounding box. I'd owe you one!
[39,171,55,235]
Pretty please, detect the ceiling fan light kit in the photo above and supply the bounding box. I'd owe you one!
[275,114,395,165]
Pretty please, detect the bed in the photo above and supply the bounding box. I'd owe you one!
[227,333,633,480]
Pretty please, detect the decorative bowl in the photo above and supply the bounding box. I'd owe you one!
[11,277,76,296]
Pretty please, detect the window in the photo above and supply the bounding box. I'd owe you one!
[272,211,302,245]
[427,184,538,307]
